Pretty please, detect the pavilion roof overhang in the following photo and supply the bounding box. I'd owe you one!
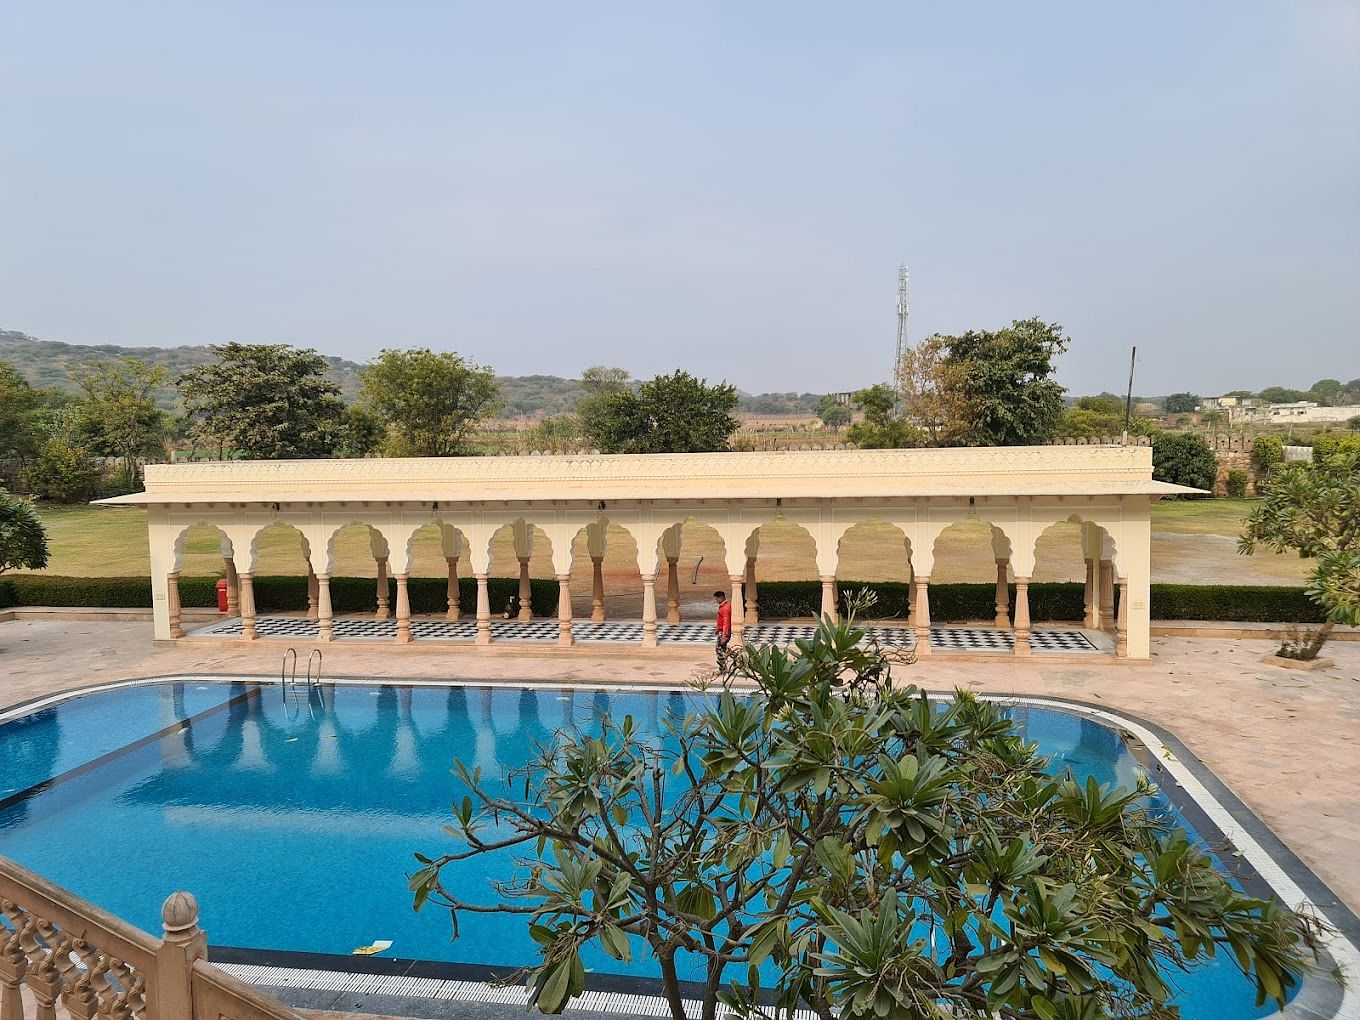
[94,446,1202,507]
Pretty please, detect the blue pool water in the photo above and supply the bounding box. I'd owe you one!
[0,681,1279,1017]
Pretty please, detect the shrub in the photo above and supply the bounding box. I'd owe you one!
[1225,468,1249,499]
[1310,432,1360,460]
[1251,434,1283,473]
[26,438,102,503]
[1153,432,1217,492]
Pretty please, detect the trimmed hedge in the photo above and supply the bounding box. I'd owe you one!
[0,575,561,617]
[1149,584,1323,623]
[755,581,1086,623]
[0,575,1327,625]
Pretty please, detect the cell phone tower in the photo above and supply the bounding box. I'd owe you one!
[891,265,910,397]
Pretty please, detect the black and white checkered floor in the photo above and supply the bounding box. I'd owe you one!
[193,616,1105,653]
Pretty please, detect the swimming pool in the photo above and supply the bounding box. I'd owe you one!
[0,679,1330,1018]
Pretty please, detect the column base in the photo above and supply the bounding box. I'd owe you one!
[642,626,658,648]
[994,612,1008,629]
[476,627,492,646]
[558,631,575,648]
[1013,632,1032,656]
[395,630,413,644]
[592,609,606,623]
[316,629,334,643]
[375,609,391,620]
[914,628,931,655]
[241,631,259,642]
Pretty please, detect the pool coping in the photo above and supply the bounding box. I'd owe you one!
[2,672,1356,1020]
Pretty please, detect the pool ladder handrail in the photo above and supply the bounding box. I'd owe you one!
[280,647,323,690]
[281,648,323,721]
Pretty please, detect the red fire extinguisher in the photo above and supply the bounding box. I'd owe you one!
[215,578,229,613]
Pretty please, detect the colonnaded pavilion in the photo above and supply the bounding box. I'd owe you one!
[100,445,1195,659]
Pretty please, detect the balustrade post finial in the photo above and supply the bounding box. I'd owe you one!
[161,892,200,938]
[157,891,206,1019]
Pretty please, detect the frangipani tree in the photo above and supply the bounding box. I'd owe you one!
[413,617,1319,1020]
[1241,449,1360,657]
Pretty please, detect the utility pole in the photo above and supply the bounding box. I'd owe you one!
[891,265,910,401]
[1122,346,1138,444]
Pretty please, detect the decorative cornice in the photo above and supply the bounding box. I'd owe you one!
[97,446,1195,506]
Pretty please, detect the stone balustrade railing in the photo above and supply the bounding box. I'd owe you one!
[0,855,304,1020]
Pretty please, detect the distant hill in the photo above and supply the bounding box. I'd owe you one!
[0,330,825,417]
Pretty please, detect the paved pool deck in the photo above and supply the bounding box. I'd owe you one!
[2,617,1358,937]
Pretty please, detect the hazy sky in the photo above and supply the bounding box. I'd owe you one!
[3,2,1357,395]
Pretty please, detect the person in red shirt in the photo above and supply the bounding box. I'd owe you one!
[713,590,732,666]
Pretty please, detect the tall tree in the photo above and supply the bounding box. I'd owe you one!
[845,383,923,448]
[1258,386,1310,405]
[576,370,738,454]
[1308,378,1344,406]
[574,366,634,450]
[895,334,962,443]
[71,357,167,487]
[0,490,51,574]
[0,362,43,468]
[937,318,1070,446]
[179,343,347,460]
[1241,450,1360,658]
[1163,392,1200,414]
[813,394,851,428]
[359,348,500,457]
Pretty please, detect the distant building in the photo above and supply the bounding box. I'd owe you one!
[1198,396,1264,425]
[1264,402,1360,424]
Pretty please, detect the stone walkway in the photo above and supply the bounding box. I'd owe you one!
[2,617,1357,921]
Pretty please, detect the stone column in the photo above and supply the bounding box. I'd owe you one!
[819,575,838,621]
[1083,557,1096,628]
[913,575,931,656]
[641,573,658,647]
[744,557,759,626]
[1116,577,1129,657]
[665,556,681,623]
[730,576,745,649]
[1100,558,1116,632]
[394,574,412,643]
[591,555,606,622]
[307,566,319,620]
[557,574,574,647]
[994,559,1010,629]
[239,573,258,640]
[317,574,333,641]
[167,571,184,638]
[475,574,492,645]
[906,563,915,627]
[156,892,207,1020]
[375,558,390,619]
[1013,576,1032,656]
[446,557,460,620]
[223,556,240,616]
[517,557,533,620]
